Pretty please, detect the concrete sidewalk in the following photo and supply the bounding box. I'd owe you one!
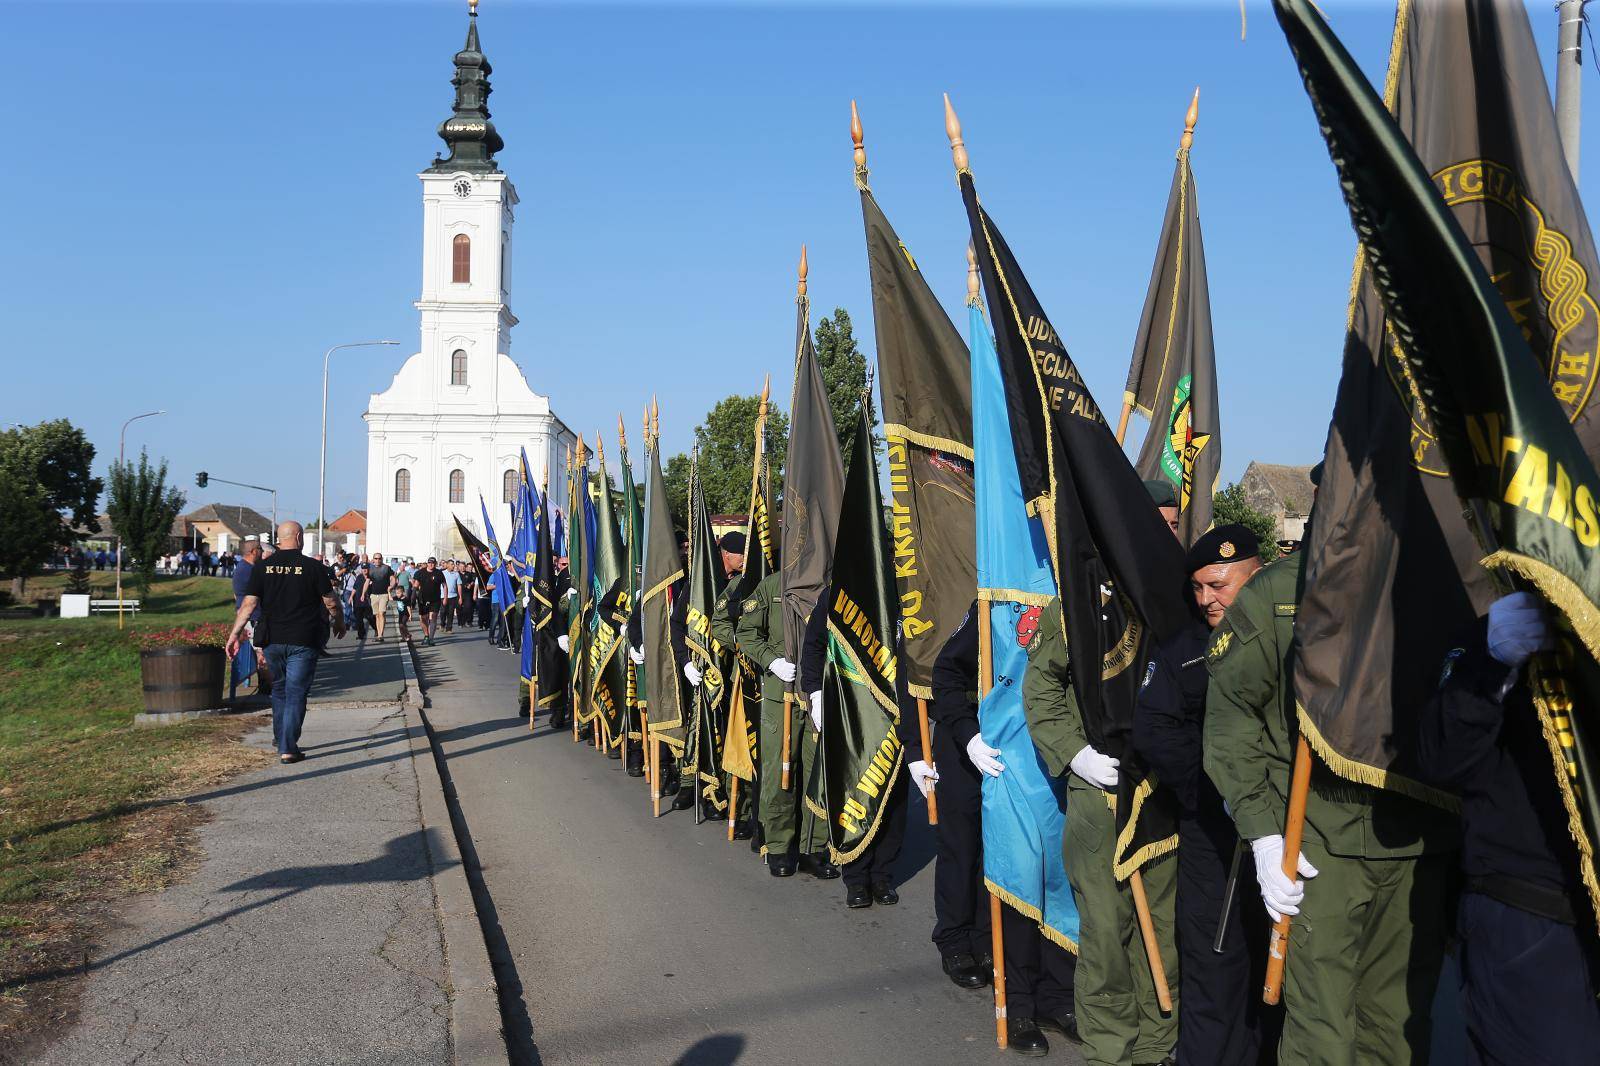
[31,642,501,1066]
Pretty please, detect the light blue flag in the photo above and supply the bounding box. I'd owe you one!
[481,495,515,617]
[973,302,1080,952]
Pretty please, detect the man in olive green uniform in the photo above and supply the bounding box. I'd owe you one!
[709,533,757,842]
[1203,548,1458,1065]
[1023,600,1179,1066]
[734,569,835,879]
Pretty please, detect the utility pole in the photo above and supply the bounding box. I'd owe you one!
[1557,0,1587,181]
[114,410,164,629]
[318,340,400,558]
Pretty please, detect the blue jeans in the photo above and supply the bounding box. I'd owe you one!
[262,643,320,755]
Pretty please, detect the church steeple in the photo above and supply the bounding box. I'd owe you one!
[428,0,504,174]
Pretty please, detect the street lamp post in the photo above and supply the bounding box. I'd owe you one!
[115,409,165,629]
[319,340,400,558]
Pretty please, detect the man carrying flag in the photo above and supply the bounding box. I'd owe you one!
[949,96,1183,1065]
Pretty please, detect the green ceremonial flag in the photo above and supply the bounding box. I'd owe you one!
[587,441,631,751]
[642,434,688,756]
[1277,0,1600,921]
[682,453,730,810]
[781,291,846,680]
[859,180,977,701]
[817,402,905,864]
[1126,109,1222,545]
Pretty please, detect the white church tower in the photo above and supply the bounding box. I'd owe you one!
[364,2,572,561]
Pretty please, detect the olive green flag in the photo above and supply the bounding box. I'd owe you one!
[782,293,846,683]
[859,184,976,700]
[682,454,730,811]
[619,428,645,745]
[586,442,630,752]
[642,433,687,756]
[1277,0,1600,921]
[1126,126,1221,545]
[816,402,905,865]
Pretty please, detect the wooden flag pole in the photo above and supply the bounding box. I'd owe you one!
[1131,869,1174,1012]
[727,777,739,841]
[1264,736,1313,1004]
[1115,400,1135,446]
[916,698,939,825]
[975,597,1007,1049]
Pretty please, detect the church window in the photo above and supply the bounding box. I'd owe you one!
[502,469,516,504]
[395,468,412,503]
[452,234,471,283]
[448,469,465,504]
[451,349,468,386]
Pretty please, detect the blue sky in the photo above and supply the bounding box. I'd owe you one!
[3,0,1596,525]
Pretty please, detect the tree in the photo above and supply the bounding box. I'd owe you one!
[1213,482,1281,564]
[662,394,791,530]
[0,420,103,597]
[107,449,186,596]
[0,465,58,600]
[813,307,880,462]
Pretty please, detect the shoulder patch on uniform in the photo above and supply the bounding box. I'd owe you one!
[740,597,758,613]
[1274,603,1297,617]
[1208,629,1234,661]
[1227,604,1261,645]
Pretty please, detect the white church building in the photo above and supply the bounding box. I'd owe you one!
[364,6,572,562]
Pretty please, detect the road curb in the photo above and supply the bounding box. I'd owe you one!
[402,649,508,1066]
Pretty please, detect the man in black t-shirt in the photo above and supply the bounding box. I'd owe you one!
[361,554,395,643]
[226,521,345,764]
[414,557,446,647]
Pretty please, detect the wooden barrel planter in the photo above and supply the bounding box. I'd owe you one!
[139,646,226,713]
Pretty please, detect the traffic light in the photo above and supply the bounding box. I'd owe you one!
[196,471,208,488]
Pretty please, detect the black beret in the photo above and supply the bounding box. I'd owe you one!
[1144,479,1178,508]
[718,531,747,554]
[1185,523,1260,572]
[1309,460,1325,487]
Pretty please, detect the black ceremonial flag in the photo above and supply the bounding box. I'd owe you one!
[453,514,496,586]
[531,488,567,713]
[682,454,730,807]
[1277,0,1600,921]
[1126,115,1222,545]
[818,403,904,864]
[961,167,1188,879]
[861,187,977,700]
[587,445,631,751]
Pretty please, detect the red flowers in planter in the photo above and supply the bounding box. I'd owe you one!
[134,623,230,651]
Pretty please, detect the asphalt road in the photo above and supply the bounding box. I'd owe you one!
[413,627,1063,1066]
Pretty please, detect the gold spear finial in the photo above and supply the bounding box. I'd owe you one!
[761,373,771,409]
[851,100,871,191]
[596,433,606,465]
[651,398,660,440]
[618,414,628,452]
[469,0,479,15]
[1180,88,1200,152]
[944,93,969,174]
[576,433,586,466]
[798,245,809,299]
[966,241,980,305]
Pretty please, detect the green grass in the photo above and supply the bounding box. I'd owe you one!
[0,576,257,905]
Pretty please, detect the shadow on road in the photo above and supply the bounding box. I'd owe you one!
[673,1034,747,1065]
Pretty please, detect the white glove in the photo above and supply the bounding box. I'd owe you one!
[1251,834,1319,922]
[1068,745,1120,790]
[1487,591,1553,668]
[966,733,1006,777]
[909,760,939,798]
[629,645,644,666]
[684,661,702,687]
[809,690,823,732]
[557,635,570,654]
[769,657,797,684]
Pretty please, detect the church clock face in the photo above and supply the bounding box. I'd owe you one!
[453,178,472,199]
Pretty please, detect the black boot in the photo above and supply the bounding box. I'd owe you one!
[671,787,696,811]
[940,953,989,990]
[1006,1018,1049,1057]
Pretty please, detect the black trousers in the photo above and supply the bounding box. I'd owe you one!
[930,725,991,959]
[1001,901,1076,1020]
[1460,891,1600,1065]
[843,767,908,889]
[1174,807,1278,1066]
